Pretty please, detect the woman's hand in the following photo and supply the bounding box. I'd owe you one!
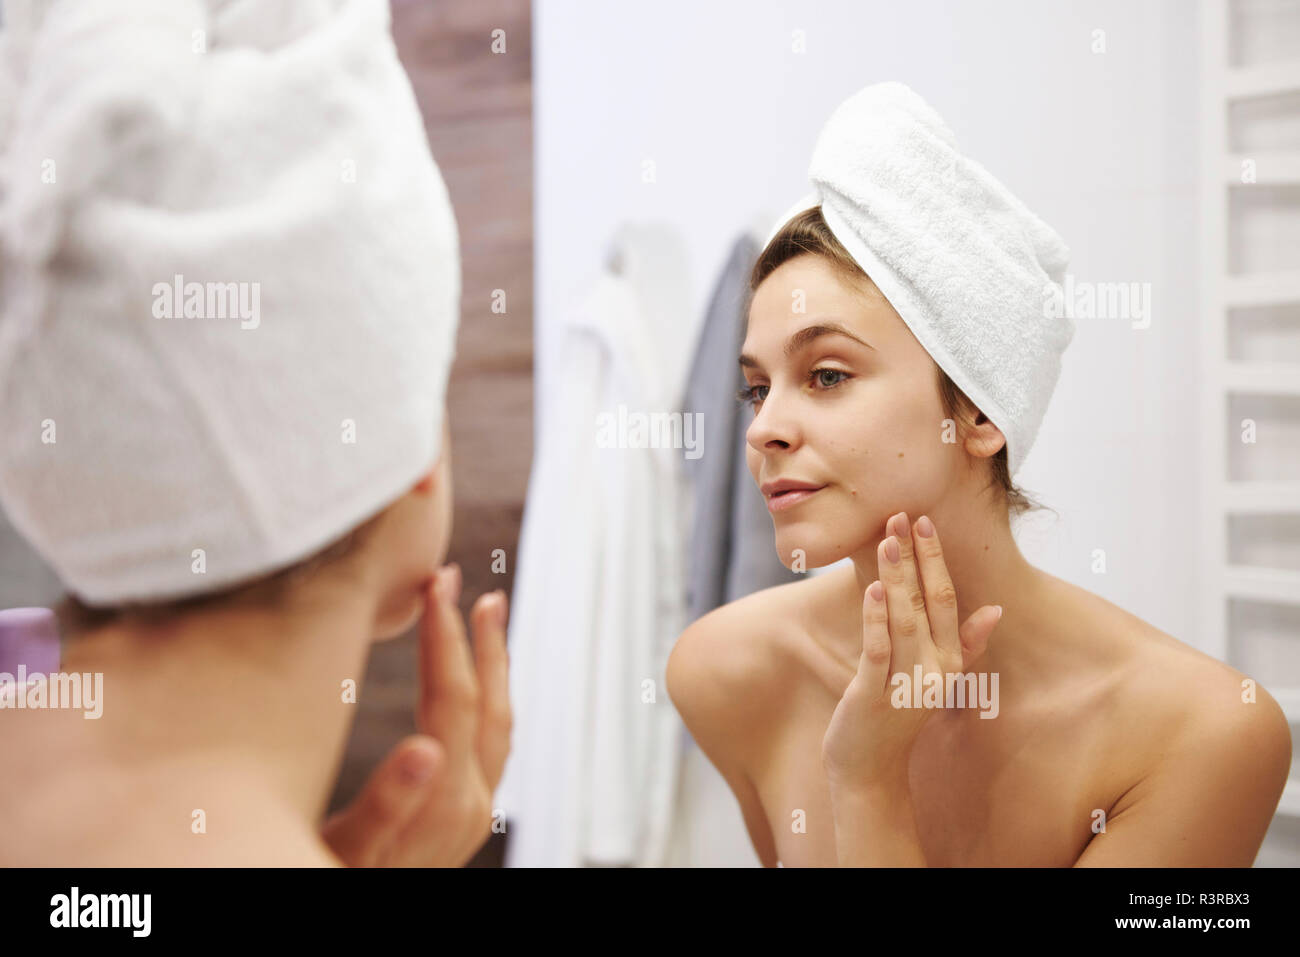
[822,512,1001,793]
[321,563,512,867]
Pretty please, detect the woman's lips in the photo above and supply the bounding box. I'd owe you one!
[767,485,826,513]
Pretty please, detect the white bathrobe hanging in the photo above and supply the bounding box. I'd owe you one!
[496,225,694,866]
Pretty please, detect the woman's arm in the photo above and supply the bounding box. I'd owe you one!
[667,610,782,867]
[828,777,927,866]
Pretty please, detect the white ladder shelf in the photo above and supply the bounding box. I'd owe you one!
[1199,0,1300,820]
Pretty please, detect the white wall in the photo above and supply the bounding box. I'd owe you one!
[534,0,1202,644]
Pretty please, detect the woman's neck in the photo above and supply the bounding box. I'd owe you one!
[58,583,381,825]
[846,501,1052,682]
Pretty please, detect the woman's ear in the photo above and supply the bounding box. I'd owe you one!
[412,467,437,494]
[963,411,1007,460]
[412,417,452,496]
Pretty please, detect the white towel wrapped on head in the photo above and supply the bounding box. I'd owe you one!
[0,0,460,606]
[770,81,1072,478]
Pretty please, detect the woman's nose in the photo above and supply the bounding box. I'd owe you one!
[745,390,799,453]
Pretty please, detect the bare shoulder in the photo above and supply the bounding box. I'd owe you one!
[1088,577,1283,728]
[667,576,814,760]
[667,568,850,738]
[1047,577,1293,864]
[1121,611,1292,777]
[1046,574,1292,807]
[0,727,339,866]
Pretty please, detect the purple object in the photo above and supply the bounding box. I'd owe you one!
[0,607,60,676]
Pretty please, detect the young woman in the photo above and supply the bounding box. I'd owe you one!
[1,421,511,868]
[666,205,1292,867]
[0,0,509,867]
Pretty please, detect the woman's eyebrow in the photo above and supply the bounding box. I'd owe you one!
[738,321,876,370]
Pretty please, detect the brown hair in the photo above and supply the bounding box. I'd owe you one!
[749,205,1043,518]
[55,506,388,639]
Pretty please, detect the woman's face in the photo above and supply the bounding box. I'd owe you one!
[370,416,455,640]
[741,253,960,570]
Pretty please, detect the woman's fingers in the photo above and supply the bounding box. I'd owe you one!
[958,604,1003,670]
[469,588,512,792]
[320,734,445,867]
[858,578,892,697]
[878,513,932,672]
[910,514,963,663]
[324,569,505,869]
[417,564,479,770]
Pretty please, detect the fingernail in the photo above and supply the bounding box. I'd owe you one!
[916,515,934,538]
[896,512,910,538]
[884,536,900,563]
[868,580,884,601]
[993,605,1003,621]
[402,749,436,785]
[484,591,504,628]
[436,564,462,604]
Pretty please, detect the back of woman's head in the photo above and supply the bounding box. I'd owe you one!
[0,0,462,614]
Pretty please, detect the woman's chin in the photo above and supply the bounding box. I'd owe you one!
[772,530,856,572]
[373,593,425,641]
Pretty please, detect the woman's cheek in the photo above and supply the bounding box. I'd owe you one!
[888,384,947,463]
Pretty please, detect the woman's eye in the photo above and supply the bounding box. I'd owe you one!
[736,371,847,409]
[812,368,849,389]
